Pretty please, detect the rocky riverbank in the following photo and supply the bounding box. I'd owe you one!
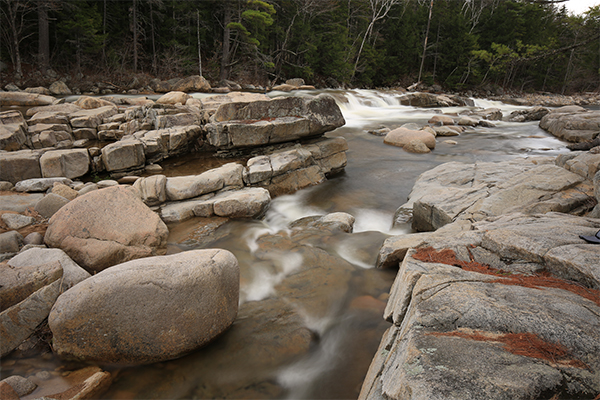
[361,150,600,399]
[1,88,600,399]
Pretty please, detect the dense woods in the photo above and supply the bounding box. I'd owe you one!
[1,0,599,93]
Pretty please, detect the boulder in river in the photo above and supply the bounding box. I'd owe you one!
[383,127,436,151]
[48,249,239,365]
[539,107,600,143]
[44,186,169,273]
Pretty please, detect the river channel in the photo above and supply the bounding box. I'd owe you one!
[9,89,572,399]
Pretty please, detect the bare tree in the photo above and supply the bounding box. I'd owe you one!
[1,0,34,78]
[351,0,403,81]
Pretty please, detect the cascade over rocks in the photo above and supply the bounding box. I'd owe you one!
[48,249,239,365]
[44,186,169,273]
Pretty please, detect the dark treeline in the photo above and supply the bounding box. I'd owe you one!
[1,0,599,93]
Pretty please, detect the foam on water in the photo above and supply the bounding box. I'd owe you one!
[241,251,304,303]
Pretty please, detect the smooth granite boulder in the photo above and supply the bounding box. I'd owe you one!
[49,249,239,365]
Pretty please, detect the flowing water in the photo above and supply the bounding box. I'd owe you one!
[5,90,571,400]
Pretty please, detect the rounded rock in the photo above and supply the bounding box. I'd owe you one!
[384,127,436,150]
[44,186,169,273]
[49,249,239,365]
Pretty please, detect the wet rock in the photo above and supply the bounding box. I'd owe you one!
[0,375,37,396]
[428,115,454,125]
[49,249,239,365]
[457,116,479,126]
[399,93,468,107]
[40,149,90,179]
[1,213,35,230]
[384,127,436,150]
[0,382,19,400]
[508,106,550,122]
[540,108,600,143]
[304,136,349,176]
[0,150,43,184]
[35,193,69,219]
[403,139,431,153]
[26,366,112,400]
[44,186,169,273]
[8,247,90,289]
[433,126,461,136]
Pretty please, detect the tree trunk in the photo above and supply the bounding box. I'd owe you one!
[197,9,202,77]
[132,0,138,73]
[38,0,50,72]
[151,2,157,75]
[220,3,232,81]
[418,0,434,84]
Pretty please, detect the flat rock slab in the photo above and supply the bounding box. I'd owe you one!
[0,193,44,213]
[403,157,594,232]
[362,213,600,400]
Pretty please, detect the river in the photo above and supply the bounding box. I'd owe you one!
[9,89,571,399]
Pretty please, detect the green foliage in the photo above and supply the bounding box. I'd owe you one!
[1,0,598,93]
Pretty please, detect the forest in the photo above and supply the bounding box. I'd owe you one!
[1,0,599,94]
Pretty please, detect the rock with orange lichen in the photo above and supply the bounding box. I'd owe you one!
[48,249,239,365]
[363,213,600,400]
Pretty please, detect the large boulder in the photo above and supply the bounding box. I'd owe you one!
[171,75,211,92]
[156,91,190,105]
[48,249,239,365]
[540,108,600,143]
[362,213,600,400]
[399,92,468,107]
[69,105,117,129]
[0,110,28,151]
[402,157,592,232]
[44,186,169,273]
[384,127,436,150]
[205,95,344,149]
